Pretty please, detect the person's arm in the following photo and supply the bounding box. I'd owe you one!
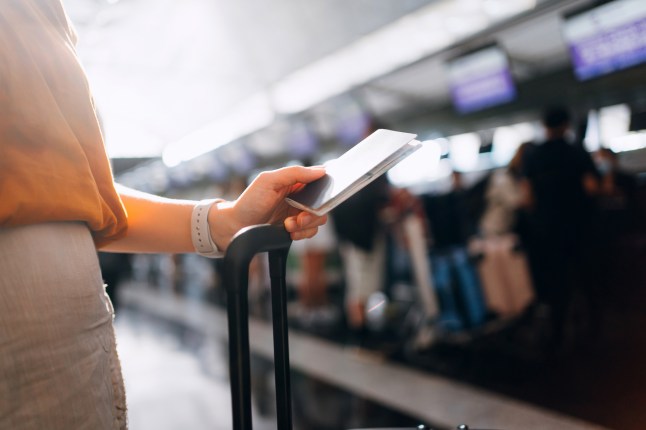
[583,173,600,196]
[100,166,327,254]
[578,147,601,196]
[518,178,534,210]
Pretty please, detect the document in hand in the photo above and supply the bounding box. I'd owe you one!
[285,129,422,216]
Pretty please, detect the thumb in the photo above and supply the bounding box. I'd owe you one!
[262,165,326,189]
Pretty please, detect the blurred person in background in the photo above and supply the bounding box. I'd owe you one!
[332,173,391,339]
[382,186,429,286]
[0,2,327,429]
[471,143,535,319]
[423,171,488,331]
[520,106,600,351]
[480,142,532,238]
[289,216,338,327]
[593,147,638,235]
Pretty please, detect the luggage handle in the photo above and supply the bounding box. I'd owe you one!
[222,224,294,430]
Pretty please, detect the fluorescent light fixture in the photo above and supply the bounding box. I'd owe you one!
[608,131,646,153]
[580,106,645,154]
[584,109,601,152]
[599,104,646,152]
[449,132,481,171]
[492,122,535,165]
[388,139,443,186]
[492,126,520,166]
[600,104,630,148]
[162,93,274,167]
[272,0,537,114]
[483,0,537,19]
[442,0,491,38]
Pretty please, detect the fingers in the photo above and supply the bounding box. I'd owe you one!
[284,212,327,234]
[289,226,319,241]
[261,165,326,189]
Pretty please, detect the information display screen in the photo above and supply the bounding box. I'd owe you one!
[563,0,646,81]
[447,45,517,114]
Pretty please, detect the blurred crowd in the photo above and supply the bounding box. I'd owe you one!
[101,107,645,361]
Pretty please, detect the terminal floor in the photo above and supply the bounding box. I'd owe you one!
[113,240,646,430]
[115,308,421,430]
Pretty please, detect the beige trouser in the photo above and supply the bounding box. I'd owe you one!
[340,234,386,305]
[0,222,127,429]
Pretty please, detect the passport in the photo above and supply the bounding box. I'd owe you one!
[285,129,421,216]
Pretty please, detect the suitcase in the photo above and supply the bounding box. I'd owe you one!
[222,224,473,430]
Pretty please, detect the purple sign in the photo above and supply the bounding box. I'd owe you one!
[451,69,516,114]
[564,0,646,81]
[448,46,517,114]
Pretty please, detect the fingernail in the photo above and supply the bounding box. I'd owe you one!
[286,218,297,231]
[300,214,311,226]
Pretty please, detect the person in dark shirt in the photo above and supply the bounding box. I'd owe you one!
[522,124,598,231]
[423,171,487,330]
[521,106,599,350]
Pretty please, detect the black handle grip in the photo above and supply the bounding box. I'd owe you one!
[223,224,293,296]
[222,224,293,430]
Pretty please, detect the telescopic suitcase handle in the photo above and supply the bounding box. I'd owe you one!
[222,224,294,430]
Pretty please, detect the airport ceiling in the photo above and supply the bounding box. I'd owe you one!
[61,0,597,162]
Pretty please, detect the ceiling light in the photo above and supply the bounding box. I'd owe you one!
[449,132,481,171]
[388,140,443,186]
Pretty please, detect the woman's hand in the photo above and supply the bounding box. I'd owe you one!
[209,166,328,250]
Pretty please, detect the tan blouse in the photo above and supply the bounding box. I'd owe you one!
[0,0,128,247]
